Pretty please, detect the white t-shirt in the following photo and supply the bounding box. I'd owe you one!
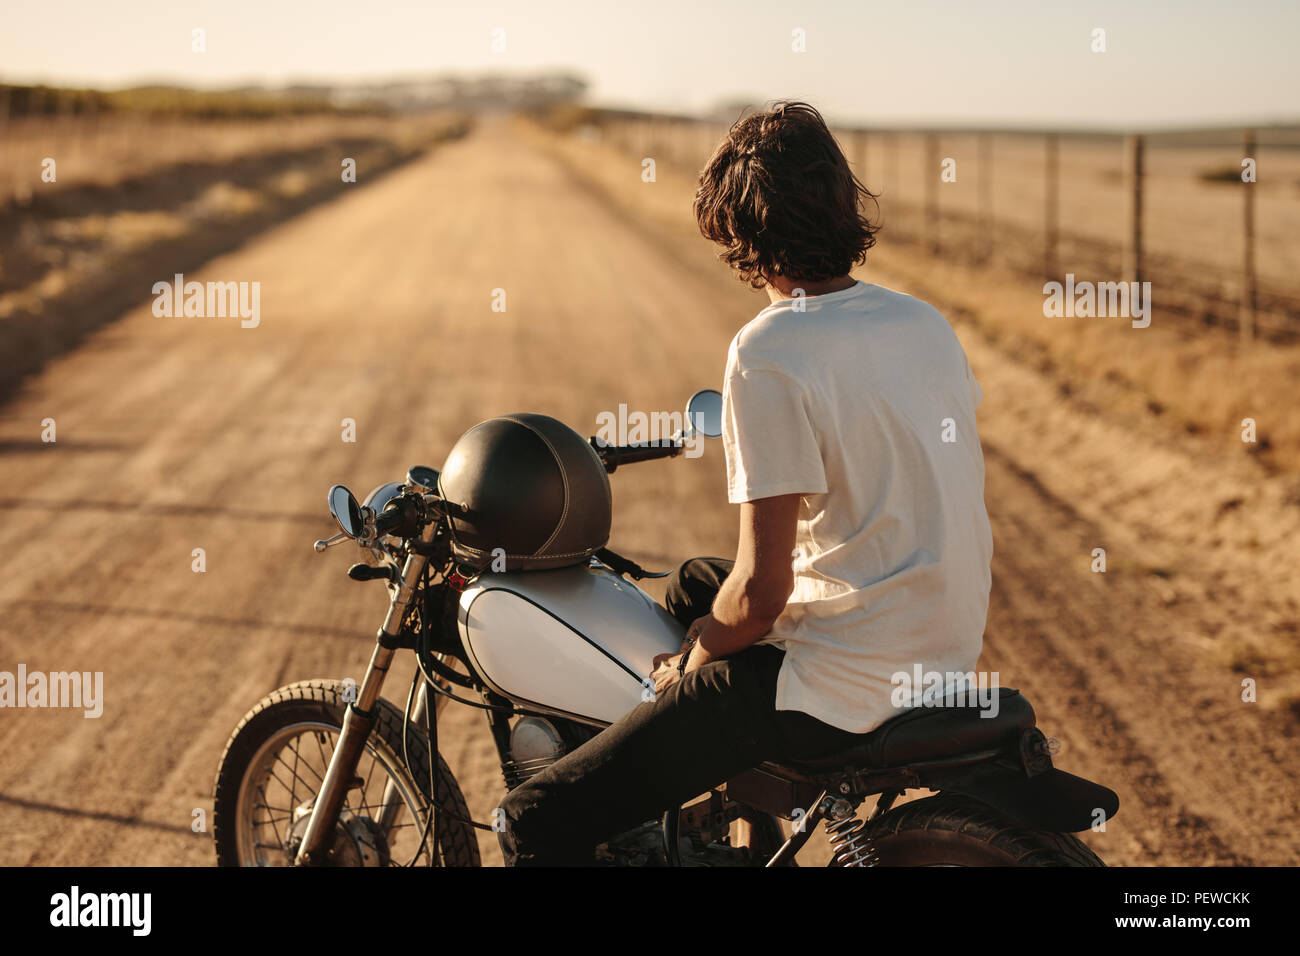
[722,280,992,734]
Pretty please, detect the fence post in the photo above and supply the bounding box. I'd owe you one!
[1240,129,1256,342]
[1124,134,1144,287]
[887,131,900,229]
[0,87,9,207]
[978,132,993,264]
[1044,132,1060,279]
[925,132,940,254]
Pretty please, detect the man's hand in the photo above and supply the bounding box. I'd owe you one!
[649,653,683,695]
[648,619,714,695]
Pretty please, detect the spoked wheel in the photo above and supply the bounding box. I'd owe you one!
[861,794,1105,867]
[213,679,480,867]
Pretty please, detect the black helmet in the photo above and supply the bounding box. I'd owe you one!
[437,413,611,571]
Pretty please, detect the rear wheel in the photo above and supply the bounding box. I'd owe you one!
[862,794,1105,867]
[213,679,480,866]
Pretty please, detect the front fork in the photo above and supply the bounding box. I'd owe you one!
[294,523,436,866]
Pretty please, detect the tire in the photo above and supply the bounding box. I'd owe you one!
[213,679,480,867]
[860,793,1105,867]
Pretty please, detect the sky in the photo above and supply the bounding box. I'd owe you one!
[2,0,1297,128]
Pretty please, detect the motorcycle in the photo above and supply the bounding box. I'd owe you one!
[213,388,1118,867]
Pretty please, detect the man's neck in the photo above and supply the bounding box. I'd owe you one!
[764,274,857,304]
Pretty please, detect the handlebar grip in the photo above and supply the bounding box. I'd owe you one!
[373,507,406,536]
[592,440,683,473]
[374,496,424,537]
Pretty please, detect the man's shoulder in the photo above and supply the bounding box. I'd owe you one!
[728,283,946,372]
[727,312,801,378]
[862,283,948,326]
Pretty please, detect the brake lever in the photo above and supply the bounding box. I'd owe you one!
[313,532,349,553]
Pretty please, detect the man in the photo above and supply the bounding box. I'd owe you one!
[498,101,992,866]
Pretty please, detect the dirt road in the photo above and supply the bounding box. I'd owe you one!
[0,117,1294,866]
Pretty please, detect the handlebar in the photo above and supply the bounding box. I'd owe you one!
[316,485,450,554]
[590,438,683,473]
[373,492,445,539]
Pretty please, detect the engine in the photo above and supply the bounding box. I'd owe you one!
[502,717,566,790]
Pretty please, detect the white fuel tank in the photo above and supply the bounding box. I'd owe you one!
[458,563,686,725]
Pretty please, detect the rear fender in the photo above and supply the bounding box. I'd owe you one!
[923,758,1120,833]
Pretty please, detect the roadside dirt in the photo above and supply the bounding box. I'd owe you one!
[0,116,1294,866]
[0,116,467,400]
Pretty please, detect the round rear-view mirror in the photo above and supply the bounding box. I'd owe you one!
[686,388,724,439]
[327,484,365,538]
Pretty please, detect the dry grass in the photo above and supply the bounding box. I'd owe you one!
[0,113,454,207]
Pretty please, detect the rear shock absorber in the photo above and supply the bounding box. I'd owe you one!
[824,798,880,867]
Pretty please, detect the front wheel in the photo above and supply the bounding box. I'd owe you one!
[213,679,480,866]
[860,794,1105,866]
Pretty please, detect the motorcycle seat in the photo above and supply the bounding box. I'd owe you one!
[784,687,1035,773]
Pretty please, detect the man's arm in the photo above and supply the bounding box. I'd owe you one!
[688,493,801,667]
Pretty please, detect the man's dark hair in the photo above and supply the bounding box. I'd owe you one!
[693,101,879,289]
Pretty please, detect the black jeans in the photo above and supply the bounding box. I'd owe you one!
[497,556,865,866]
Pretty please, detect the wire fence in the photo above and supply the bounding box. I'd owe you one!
[591,111,1300,343]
